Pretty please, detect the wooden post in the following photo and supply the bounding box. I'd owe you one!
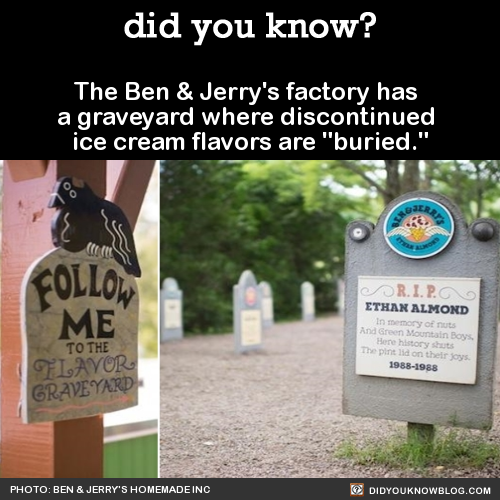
[1,161,106,477]
[109,160,157,228]
[4,160,48,182]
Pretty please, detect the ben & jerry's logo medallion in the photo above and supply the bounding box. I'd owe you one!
[384,198,454,259]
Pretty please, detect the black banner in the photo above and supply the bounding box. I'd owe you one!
[1,6,497,155]
[0,479,497,498]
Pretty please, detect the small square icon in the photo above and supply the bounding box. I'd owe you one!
[350,484,364,497]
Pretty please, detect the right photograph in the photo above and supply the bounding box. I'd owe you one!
[159,160,500,479]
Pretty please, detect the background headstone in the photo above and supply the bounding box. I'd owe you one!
[259,281,274,329]
[160,278,183,342]
[343,191,500,429]
[301,282,315,322]
[234,270,263,353]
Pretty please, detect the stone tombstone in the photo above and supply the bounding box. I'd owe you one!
[234,270,263,353]
[21,176,140,424]
[337,278,345,317]
[160,278,183,342]
[301,281,315,322]
[259,281,274,329]
[343,191,500,430]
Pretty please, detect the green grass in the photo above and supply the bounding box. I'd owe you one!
[335,427,500,472]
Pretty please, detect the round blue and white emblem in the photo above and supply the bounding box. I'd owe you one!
[384,198,454,259]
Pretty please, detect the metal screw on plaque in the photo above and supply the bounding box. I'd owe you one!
[348,222,373,242]
[471,220,496,242]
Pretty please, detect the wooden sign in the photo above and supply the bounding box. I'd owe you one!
[21,176,141,423]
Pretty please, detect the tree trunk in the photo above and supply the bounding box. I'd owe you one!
[422,160,434,190]
[474,161,484,218]
[402,160,421,193]
[384,160,401,204]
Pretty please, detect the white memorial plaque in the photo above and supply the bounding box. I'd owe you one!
[262,298,273,321]
[304,296,315,316]
[356,276,481,384]
[164,299,182,330]
[241,310,262,346]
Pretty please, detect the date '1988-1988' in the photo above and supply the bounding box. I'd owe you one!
[389,361,438,372]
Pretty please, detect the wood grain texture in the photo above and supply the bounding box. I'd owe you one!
[109,160,157,228]
[1,161,106,477]
[4,160,48,181]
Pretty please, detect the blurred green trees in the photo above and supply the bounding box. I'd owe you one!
[134,163,159,357]
[160,160,365,333]
[160,160,500,335]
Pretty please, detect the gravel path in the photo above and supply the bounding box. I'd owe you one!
[159,316,500,478]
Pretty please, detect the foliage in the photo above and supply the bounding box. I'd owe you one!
[160,160,357,333]
[330,159,500,218]
[134,163,159,357]
[235,160,351,318]
[136,225,159,357]
[431,160,500,220]
[160,160,244,333]
[159,159,500,335]
[335,427,500,473]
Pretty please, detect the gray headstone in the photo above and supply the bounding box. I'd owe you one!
[259,281,274,329]
[301,282,315,322]
[234,270,263,353]
[160,278,183,342]
[343,191,500,430]
[337,278,345,317]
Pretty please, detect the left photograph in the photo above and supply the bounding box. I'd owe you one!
[0,161,159,478]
